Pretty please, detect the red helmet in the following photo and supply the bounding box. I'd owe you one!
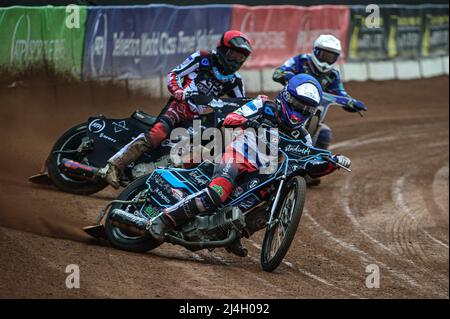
[216,30,253,75]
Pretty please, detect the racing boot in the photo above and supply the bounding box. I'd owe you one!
[305,175,321,187]
[98,133,153,188]
[148,187,221,241]
[225,236,248,257]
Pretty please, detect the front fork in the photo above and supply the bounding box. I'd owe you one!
[267,174,286,229]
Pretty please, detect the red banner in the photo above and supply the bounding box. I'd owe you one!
[231,5,350,69]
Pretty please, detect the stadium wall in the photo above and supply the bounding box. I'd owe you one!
[0,4,448,97]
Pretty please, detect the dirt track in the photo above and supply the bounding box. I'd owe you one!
[0,75,448,298]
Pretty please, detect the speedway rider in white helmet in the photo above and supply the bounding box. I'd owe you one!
[273,34,367,185]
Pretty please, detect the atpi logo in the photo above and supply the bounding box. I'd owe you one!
[10,14,31,64]
[90,12,108,77]
[88,119,106,133]
[10,14,66,65]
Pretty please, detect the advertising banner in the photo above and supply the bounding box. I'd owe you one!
[348,4,448,61]
[0,5,87,77]
[347,5,389,61]
[230,5,350,69]
[421,4,449,57]
[83,5,231,79]
[386,5,423,59]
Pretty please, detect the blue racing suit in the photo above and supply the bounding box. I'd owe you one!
[273,54,366,148]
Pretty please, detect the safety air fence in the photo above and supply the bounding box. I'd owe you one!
[0,4,448,95]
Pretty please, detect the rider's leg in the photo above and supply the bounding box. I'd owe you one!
[101,100,196,188]
[315,124,332,150]
[148,150,257,257]
[307,124,332,186]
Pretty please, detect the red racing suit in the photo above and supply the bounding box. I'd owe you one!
[148,50,246,148]
[209,96,338,203]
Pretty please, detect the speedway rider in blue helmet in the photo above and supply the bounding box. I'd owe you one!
[148,74,351,257]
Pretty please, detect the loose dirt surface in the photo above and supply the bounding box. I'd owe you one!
[0,75,448,298]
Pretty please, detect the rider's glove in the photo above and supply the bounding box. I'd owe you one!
[243,119,261,130]
[173,89,185,101]
[273,69,294,85]
[333,154,351,169]
[344,99,367,112]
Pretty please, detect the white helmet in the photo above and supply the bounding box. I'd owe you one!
[311,34,342,73]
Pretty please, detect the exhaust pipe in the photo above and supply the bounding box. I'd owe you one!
[109,209,239,249]
[165,230,238,250]
[59,158,99,180]
[108,209,149,237]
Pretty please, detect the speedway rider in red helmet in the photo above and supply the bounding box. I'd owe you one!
[99,30,253,188]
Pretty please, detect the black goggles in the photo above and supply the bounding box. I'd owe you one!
[225,48,248,63]
[315,48,339,64]
[283,90,316,115]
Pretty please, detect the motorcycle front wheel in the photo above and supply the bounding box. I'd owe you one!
[105,175,161,253]
[47,123,108,195]
[260,176,306,272]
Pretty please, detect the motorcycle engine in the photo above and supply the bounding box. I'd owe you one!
[181,207,246,242]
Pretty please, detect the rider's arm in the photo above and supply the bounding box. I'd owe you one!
[327,70,367,112]
[272,56,299,85]
[305,159,337,178]
[167,51,203,97]
[227,73,246,98]
[326,70,349,97]
[223,99,264,128]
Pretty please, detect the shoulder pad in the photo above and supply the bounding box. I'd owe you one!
[298,54,310,61]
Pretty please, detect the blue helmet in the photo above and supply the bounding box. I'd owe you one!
[276,74,323,130]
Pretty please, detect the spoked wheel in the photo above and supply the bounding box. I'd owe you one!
[261,176,306,272]
[47,123,108,195]
[105,175,161,253]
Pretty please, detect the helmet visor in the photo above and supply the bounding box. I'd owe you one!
[284,90,316,115]
[315,48,339,64]
[229,36,253,54]
[225,48,248,63]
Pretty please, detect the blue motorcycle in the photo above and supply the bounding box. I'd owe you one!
[85,128,350,272]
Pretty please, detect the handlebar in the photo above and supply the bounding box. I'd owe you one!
[186,93,252,110]
[322,92,365,117]
[322,155,352,172]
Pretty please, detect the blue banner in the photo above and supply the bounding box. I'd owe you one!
[83,5,232,79]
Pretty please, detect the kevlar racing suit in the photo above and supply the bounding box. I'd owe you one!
[273,53,364,148]
[105,50,246,186]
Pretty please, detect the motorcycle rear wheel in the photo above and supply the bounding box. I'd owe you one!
[47,123,108,195]
[105,175,161,253]
[260,176,306,272]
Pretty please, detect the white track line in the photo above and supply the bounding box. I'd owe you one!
[329,133,425,152]
[246,238,360,298]
[303,212,426,291]
[393,176,449,249]
[340,175,448,289]
[432,164,449,218]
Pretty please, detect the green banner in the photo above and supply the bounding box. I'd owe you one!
[0,5,86,77]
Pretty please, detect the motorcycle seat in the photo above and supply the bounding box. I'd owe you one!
[132,110,157,127]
